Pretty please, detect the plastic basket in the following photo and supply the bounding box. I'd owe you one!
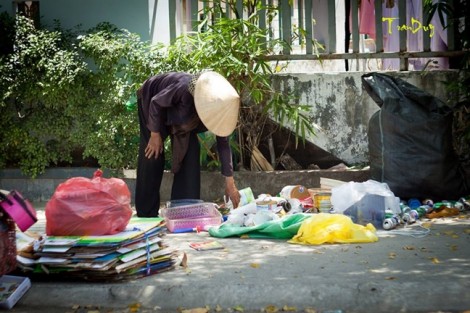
[166,199,204,208]
[160,202,222,232]
[0,211,17,276]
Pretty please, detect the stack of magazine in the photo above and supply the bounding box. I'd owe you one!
[15,217,176,281]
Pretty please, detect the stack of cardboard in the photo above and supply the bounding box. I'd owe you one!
[15,217,176,281]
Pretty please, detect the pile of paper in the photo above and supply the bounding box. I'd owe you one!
[16,217,176,281]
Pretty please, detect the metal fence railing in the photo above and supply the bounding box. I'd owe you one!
[169,0,465,72]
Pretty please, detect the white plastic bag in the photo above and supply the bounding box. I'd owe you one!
[330,180,400,214]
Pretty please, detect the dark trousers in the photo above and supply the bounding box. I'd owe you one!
[135,106,201,217]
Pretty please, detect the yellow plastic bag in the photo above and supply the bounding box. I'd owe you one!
[289,213,378,245]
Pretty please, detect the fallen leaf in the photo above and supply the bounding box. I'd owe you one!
[241,234,250,239]
[444,231,455,236]
[430,257,440,264]
[215,305,223,312]
[450,245,458,251]
[312,250,324,254]
[282,305,297,311]
[421,222,432,229]
[304,308,317,313]
[87,311,100,313]
[250,263,260,268]
[264,305,279,313]
[128,302,141,312]
[181,307,209,313]
[233,305,245,312]
[464,229,470,234]
[71,305,80,310]
[385,276,396,280]
[180,252,188,268]
[402,246,415,250]
[388,252,396,259]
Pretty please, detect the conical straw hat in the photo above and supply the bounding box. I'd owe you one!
[194,71,240,137]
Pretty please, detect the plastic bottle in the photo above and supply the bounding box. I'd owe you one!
[408,198,421,209]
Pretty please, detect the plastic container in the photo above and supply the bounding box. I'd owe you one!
[314,192,332,213]
[160,202,222,232]
[0,190,37,232]
[0,275,31,309]
[166,199,203,208]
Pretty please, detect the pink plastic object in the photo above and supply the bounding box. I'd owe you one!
[0,190,37,232]
[45,169,132,236]
[160,202,222,232]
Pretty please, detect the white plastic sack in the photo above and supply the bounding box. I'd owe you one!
[330,180,400,214]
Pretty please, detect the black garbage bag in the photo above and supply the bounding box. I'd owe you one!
[362,72,469,200]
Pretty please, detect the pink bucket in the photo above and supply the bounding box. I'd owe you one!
[0,190,37,232]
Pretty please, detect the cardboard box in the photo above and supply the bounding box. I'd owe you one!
[0,275,31,310]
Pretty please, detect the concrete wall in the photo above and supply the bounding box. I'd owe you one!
[0,167,370,203]
[272,70,459,165]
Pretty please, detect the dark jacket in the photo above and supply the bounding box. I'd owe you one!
[138,72,234,176]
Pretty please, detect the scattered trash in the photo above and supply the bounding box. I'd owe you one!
[0,190,37,232]
[313,192,332,213]
[280,185,304,199]
[0,275,31,309]
[330,180,401,228]
[189,240,225,251]
[382,209,401,230]
[289,213,378,245]
[160,202,222,233]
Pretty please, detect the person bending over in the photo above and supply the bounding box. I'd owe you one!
[135,71,241,217]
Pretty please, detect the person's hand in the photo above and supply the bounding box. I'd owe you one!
[145,132,163,159]
[225,176,240,208]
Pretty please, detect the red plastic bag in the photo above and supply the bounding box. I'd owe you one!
[45,169,132,236]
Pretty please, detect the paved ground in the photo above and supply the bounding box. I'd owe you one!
[5,203,470,313]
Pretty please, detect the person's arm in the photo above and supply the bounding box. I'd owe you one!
[216,136,240,208]
[225,176,240,208]
[145,74,187,159]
